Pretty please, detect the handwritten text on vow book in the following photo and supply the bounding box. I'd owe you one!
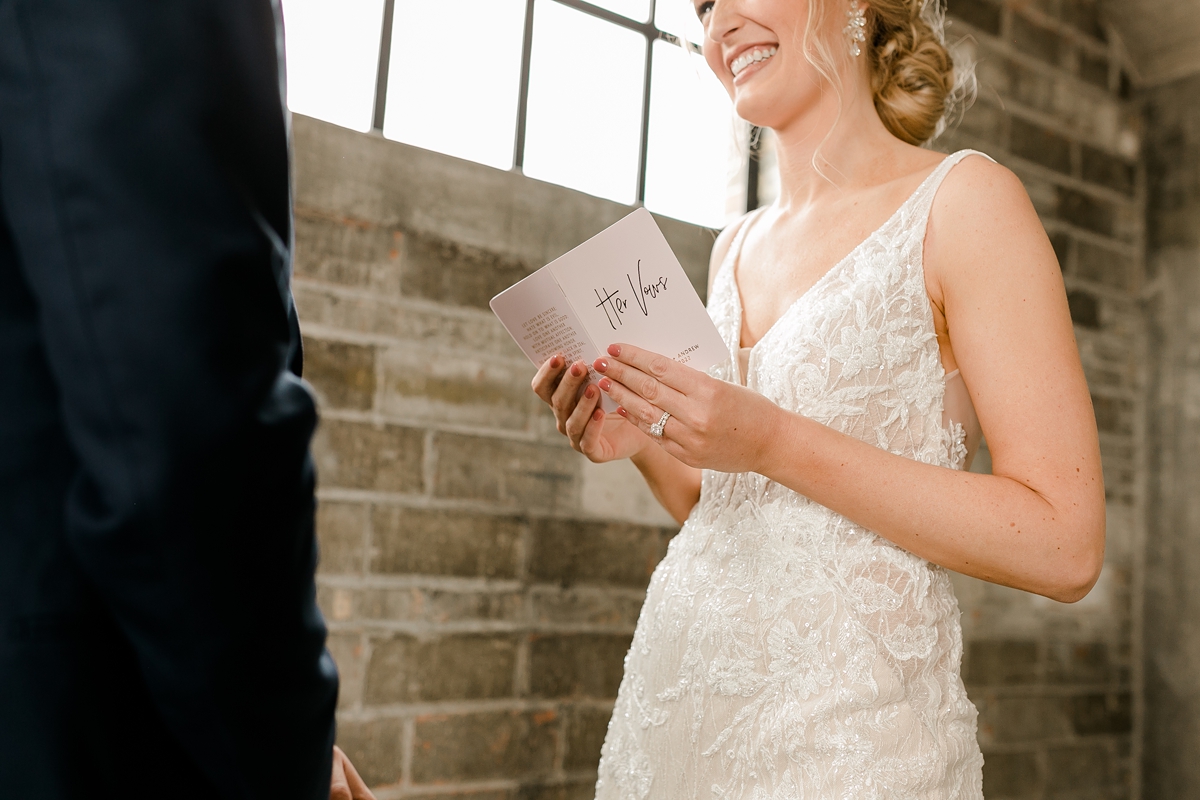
[490,209,727,411]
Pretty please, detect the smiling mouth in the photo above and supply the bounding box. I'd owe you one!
[730,46,778,78]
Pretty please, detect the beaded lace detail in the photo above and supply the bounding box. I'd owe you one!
[594,152,987,799]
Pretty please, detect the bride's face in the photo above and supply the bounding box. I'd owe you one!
[694,0,844,130]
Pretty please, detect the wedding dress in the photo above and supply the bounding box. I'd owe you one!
[594,151,988,799]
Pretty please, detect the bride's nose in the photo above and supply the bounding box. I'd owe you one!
[706,0,746,43]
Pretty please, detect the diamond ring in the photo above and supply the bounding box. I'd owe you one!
[650,410,671,439]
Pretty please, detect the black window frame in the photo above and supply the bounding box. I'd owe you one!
[368,0,761,217]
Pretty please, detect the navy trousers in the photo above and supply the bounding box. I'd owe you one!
[0,1,338,797]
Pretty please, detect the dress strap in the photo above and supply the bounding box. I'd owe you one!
[908,149,995,225]
[709,207,768,378]
[715,206,768,285]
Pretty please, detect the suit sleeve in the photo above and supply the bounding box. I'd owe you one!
[0,1,338,797]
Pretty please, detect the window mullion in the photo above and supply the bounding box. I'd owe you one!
[636,32,654,203]
[746,126,761,212]
[513,0,538,170]
[633,0,660,204]
[370,0,397,133]
[549,0,656,35]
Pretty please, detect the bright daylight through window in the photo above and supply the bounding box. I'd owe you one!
[280,0,748,229]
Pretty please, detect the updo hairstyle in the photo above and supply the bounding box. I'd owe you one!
[861,0,974,144]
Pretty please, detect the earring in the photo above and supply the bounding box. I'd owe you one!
[844,3,867,57]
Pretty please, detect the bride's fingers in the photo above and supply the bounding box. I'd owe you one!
[616,405,673,443]
[564,384,600,450]
[549,360,591,430]
[601,377,669,439]
[594,355,686,414]
[531,354,565,405]
[578,406,608,456]
[605,343,695,393]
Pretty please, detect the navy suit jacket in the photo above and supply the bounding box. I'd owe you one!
[0,1,339,797]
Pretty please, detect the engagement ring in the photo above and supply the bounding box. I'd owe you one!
[650,411,671,439]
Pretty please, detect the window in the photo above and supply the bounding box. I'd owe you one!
[282,0,386,132]
[281,0,759,228]
[381,0,527,170]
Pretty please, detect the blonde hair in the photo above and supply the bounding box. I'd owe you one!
[866,0,974,143]
[797,0,976,146]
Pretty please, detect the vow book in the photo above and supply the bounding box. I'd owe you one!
[490,208,727,412]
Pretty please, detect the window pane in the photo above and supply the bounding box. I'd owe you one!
[655,0,704,46]
[587,0,652,22]
[644,40,740,228]
[382,0,526,170]
[755,128,781,208]
[282,0,385,132]
[523,0,647,205]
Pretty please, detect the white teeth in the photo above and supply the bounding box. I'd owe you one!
[731,47,777,77]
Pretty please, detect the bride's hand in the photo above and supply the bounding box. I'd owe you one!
[531,354,654,463]
[593,343,780,474]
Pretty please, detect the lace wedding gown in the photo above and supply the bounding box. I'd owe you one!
[594,151,988,799]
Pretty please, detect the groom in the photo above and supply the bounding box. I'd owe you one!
[0,1,362,797]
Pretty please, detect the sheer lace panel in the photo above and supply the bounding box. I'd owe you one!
[943,370,981,470]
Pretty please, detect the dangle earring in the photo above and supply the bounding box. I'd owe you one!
[844,2,868,57]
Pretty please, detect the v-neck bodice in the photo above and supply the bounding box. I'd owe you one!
[727,158,950,359]
[711,150,985,469]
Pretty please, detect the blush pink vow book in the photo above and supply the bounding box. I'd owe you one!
[490,208,727,412]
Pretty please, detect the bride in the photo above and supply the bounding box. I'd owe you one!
[531,0,1105,796]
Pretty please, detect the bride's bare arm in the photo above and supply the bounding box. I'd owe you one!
[595,158,1105,603]
[629,444,702,525]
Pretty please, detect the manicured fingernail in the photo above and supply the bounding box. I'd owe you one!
[594,359,608,373]
[616,406,627,417]
[598,378,612,392]
[570,362,584,377]
[550,355,562,369]
[608,344,621,357]
[593,409,604,422]
[584,385,596,399]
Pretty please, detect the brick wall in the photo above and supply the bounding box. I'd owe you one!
[937,1,1144,797]
[1141,71,1200,799]
[293,0,1147,793]
[291,117,712,799]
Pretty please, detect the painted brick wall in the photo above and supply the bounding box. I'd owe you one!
[293,0,1145,795]
[1141,70,1200,800]
[936,1,1144,798]
[291,118,712,799]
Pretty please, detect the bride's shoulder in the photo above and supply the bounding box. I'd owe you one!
[927,153,1044,264]
[924,152,1056,296]
[935,151,1029,219]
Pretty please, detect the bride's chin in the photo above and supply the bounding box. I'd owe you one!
[733,87,790,129]
[734,100,787,131]
[736,88,823,134]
